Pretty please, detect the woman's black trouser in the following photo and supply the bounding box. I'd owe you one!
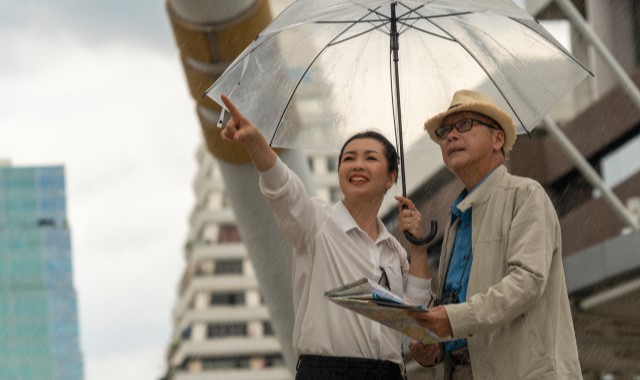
[295,354,404,380]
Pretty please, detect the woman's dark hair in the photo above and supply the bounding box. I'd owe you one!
[338,131,399,182]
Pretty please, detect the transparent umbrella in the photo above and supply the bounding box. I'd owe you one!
[206,0,590,243]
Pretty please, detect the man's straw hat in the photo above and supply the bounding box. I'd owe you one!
[424,89,517,153]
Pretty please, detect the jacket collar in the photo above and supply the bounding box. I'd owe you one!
[456,165,507,213]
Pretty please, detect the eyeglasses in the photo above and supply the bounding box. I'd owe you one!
[434,118,501,140]
[378,267,389,290]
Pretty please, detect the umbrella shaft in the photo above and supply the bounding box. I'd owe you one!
[391,3,407,196]
[390,3,399,60]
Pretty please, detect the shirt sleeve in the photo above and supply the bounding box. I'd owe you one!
[259,156,290,190]
[259,157,327,250]
[445,183,557,338]
[405,275,435,307]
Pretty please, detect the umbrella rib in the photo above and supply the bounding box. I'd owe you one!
[395,1,427,34]
[425,17,531,135]
[396,3,424,35]
[396,21,455,41]
[327,21,391,47]
[510,17,593,75]
[369,4,392,35]
[202,32,280,97]
[316,6,392,35]
[402,11,473,21]
[316,20,386,24]
[270,8,383,146]
[394,5,470,41]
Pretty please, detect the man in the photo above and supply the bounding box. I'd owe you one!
[406,89,582,379]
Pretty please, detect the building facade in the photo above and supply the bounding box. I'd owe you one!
[0,163,84,380]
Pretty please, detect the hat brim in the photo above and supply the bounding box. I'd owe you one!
[424,102,517,153]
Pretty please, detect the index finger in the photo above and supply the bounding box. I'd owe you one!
[220,94,243,120]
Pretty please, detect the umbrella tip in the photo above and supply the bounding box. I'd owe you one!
[217,108,226,128]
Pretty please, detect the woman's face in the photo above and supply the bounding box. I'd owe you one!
[338,137,396,202]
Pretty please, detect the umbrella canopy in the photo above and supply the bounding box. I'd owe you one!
[205,0,591,244]
[206,0,589,155]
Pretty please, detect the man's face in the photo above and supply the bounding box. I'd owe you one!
[437,111,504,175]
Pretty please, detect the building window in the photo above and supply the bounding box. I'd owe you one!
[198,355,284,370]
[264,354,285,368]
[207,323,247,338]
[330,187,342,202]
[180,325,192,339]
[307,157,315,171]
[598,134,640,195]
[218,224,241,242]
[37,218,55,227]
[214,259,243,275]
[263,321,274,336]
[327,157,338,172]
[201,356,251,369]
[210,292,245,306]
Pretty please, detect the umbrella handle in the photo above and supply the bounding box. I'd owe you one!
[403,220,438,246]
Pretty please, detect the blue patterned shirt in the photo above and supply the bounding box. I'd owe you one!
[442,168,496,354]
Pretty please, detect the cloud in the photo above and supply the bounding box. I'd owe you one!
[0,0,174,52]
[85,344,168,380]
[0,14,200,380]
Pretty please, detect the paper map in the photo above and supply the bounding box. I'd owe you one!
[324,278,443,345]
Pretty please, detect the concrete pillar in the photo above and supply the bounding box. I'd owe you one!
[586,0,637,97]
[167,0,312,373]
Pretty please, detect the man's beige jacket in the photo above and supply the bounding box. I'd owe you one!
[440,165,582,379]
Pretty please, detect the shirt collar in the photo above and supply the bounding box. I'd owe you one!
[451,190,469,220]
[455,165,505,214]
[334,201,393,244]
[334,201,358,231]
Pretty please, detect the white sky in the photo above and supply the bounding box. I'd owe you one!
[0,1,572,379]
[0,1,200,379]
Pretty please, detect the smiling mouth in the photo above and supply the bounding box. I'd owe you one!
[349,175,368,183]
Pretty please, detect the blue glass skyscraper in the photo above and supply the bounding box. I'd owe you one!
[0,165,84,380]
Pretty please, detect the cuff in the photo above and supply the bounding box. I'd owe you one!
[259,157,289,191]
[443,302,474,338]
[405,275,435,306]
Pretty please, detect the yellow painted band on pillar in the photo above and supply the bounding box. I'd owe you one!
[167,0,274,163]
[167,0,272,62]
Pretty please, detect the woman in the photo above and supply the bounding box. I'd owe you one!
[220,95,431,380]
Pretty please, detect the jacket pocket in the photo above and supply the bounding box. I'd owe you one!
[521,314,555,378]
